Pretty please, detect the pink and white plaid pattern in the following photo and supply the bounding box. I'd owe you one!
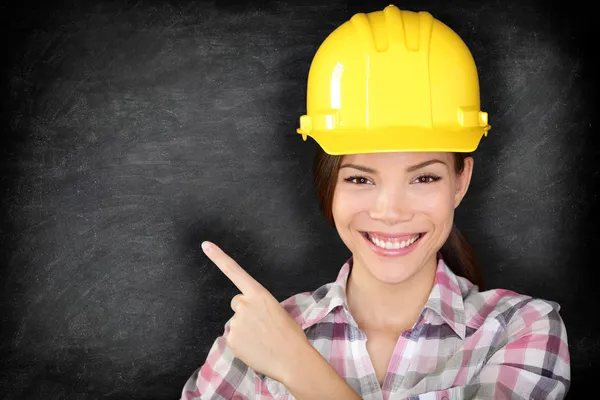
[181,257,570,399]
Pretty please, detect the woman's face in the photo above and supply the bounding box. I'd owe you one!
[332,151,473,285]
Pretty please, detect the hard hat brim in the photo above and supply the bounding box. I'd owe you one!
[302,126,489,155]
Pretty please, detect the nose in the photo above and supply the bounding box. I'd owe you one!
[369,186,414,225]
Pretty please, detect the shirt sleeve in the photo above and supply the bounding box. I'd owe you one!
[458,299,570,400]
[180,320,261,400]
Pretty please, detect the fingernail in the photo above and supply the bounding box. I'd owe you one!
[201,241,213,253]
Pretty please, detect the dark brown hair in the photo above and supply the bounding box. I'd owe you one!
[313,147,483,289]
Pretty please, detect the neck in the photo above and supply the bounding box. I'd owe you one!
[346,256,437,333]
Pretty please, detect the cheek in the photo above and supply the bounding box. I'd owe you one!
[331,188,371,250]
[407,185,455,222]
[332,186,371,224]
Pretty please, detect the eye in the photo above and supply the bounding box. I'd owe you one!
[413,174,441,184]
[343,175,373,185]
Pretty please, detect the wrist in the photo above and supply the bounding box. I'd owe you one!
[280,340,320,387]
[280,341,361,400]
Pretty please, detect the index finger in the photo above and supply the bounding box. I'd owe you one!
[201,241,264,296]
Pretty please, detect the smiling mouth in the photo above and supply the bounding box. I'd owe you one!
[360,231,425,250]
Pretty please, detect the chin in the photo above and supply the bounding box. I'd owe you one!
[369,258,421,285]
[351,251,418,284]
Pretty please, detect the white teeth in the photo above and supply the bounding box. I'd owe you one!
[368,233,420,250]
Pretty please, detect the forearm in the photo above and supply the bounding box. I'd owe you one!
[282,343,362,400]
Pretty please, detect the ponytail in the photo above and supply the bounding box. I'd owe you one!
[440,225,483,289]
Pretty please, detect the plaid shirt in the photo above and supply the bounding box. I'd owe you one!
[181,257,570,399]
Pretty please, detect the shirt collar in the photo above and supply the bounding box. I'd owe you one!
[304,256,467,340]
[423,256,467,339]
[301,260,352,329]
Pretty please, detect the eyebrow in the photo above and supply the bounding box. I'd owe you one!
[339,159,447,174]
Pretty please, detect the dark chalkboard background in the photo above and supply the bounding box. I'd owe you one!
[0,0,596,398]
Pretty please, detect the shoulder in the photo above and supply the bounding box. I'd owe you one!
[463,284,565,336]
[452,286,571,397]
[278,281,337,327]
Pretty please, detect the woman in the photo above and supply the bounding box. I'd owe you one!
[181,5,570,399]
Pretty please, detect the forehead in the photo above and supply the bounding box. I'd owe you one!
[341,151,453,167]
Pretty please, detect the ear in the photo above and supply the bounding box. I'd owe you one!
[454,156,474,209]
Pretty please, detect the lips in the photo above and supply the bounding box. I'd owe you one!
[360,231,426,257]
[366,231,422,241]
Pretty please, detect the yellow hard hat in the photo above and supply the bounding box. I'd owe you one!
[297,5,491,155]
